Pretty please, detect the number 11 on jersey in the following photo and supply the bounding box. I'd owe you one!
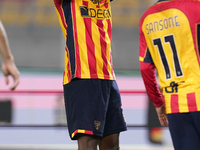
[153,34,183,80]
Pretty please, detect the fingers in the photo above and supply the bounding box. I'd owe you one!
[4,74,19,91]
[159,114,169,127]
[9,77,19,91]
[2,62,20,91]
[160,119,168,127]
[4,75,9,85]
[9,70,20,91]
[156,104,169,127]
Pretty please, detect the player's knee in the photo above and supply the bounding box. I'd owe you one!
[99,134,120,150]
[100,144,119,150]
[77,134,100,150]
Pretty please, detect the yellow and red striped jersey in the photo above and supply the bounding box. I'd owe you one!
[139,0,200,114]
[54,0,115,85]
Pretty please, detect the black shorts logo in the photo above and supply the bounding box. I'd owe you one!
[94,120,101,130]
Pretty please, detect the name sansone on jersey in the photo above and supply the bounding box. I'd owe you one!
[145,15,180,35]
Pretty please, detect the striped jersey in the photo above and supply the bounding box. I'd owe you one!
[54,0,115,85]
[139,0,200,114]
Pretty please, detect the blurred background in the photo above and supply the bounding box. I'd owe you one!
[0,0,174,150]
[0,0,147,70]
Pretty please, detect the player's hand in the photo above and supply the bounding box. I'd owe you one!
[1,59,20,91]
[156,104,168,127]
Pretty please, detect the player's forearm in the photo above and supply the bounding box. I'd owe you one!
[0,21,13,63]
[140,61,164,108]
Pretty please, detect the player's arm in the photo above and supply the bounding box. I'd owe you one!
[140,61,168,127]
[140,62,168,127]
[0,20,20,91]
[53,0,62,5]
[140,61,164,107]
[139,23,168,126]
[139,23,163,107]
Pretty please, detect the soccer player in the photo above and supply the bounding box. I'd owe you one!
[53,0,127,150]
[0,20,19,91]
[139,0,200,149]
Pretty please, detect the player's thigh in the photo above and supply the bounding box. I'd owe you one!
[103,80,127,137]
[63,78,112,140]
[168,113,200,150]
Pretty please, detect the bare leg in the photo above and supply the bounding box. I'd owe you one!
[99,133,120,150]
[77,135,100,150]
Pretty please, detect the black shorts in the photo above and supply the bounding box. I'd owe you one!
[63,78,127,140]
[168,112,200,150]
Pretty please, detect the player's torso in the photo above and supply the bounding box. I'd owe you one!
[142,0,200,113]
[55,0,115,84]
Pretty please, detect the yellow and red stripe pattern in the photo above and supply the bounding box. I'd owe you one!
[164,90,200,114]
[54,0,115,85]
[71,129,93,139]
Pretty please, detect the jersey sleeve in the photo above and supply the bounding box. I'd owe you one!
[140,61,164,108]
[139,21,164,108]
[53,0,62,5]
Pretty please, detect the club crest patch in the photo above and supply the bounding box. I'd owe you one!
[91,0,107,5]
[90,0,101,5]
[94,120,101,130]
